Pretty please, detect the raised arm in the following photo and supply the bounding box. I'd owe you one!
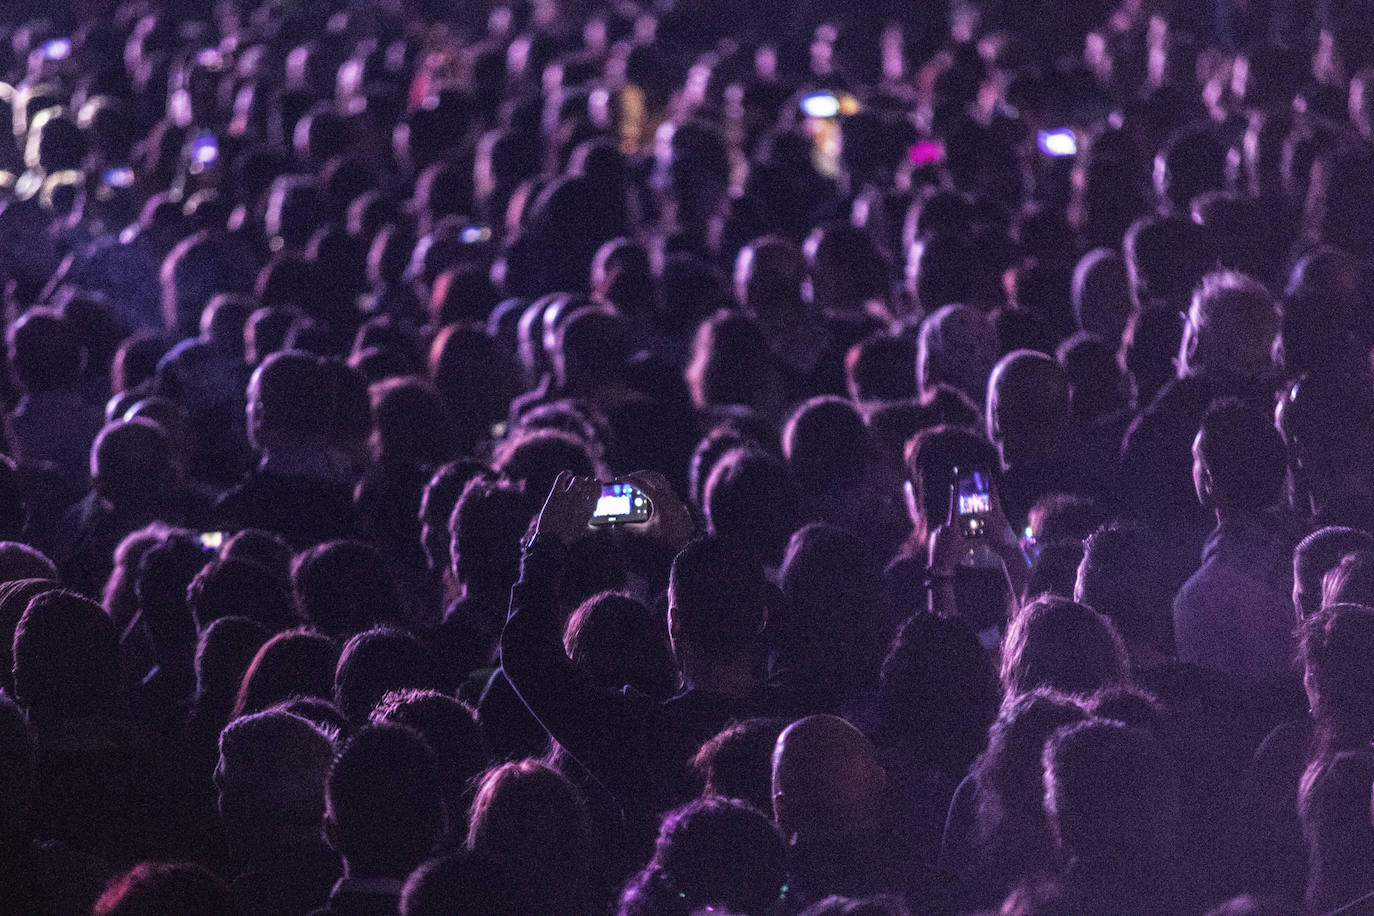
[499,472,653,802]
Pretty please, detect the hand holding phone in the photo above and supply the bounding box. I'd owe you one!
[533,472,602,546]
[621,469,696,552]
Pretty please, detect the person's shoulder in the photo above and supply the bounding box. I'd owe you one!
[212,471,257,509]
[1138,659,1245,714]
[1139,374,1213,424]
[885,549,923,579]
[1172,564,1214,616]
[1255,716,1313,760]
[219,468,350,503]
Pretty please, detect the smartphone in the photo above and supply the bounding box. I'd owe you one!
[1036,128,1077,158]
[102,167,134,189]
[189,132,219,170]
[589,481,652,526]
[460,224,492,244]
[40,38,72,62]
[799,91,859,120]
[800,91,841,119]
[953,467,992,538]
[198,531,226,552]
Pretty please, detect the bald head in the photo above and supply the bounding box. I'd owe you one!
[771,714,886,842]
[735,236,806,318]
[987,350,1071,465]
[917,303,998,404]
[92,418,177,505]
[1072,249,1132,344]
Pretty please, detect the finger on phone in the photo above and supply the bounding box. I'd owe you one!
[623,469,666,495]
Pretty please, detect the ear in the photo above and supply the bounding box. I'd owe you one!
[1182,319,1200,366]
[771,789,788,831]
[1197,463,1215,506]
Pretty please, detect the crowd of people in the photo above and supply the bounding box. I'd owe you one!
[2,0,1374,913]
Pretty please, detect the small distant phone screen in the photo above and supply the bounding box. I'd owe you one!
[1036,128,1078,157]
[589,482,651,525]
[956,469,992,536]
[41,38,72,61]
[909,141,945,166]
[102,167,134,188]
[190,133,219,169]
[800,92,840,119]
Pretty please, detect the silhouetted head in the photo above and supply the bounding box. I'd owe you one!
[232,628,339,720]
[1180,271,1280,380]
[466,759,594,914]
[334,628,440,725]
[326,723,445,879]
[1075,524,1177,658]
[216,708,334,851]
[618,796,786,916]
[772,714,887,843]
[12,589,119,724]
[1295,527,1374,620]
[371,689,489,840]
[986,351,1071,467]
[1192,398,1287,514]
[917,304,998,405]
[691,717,791,814]
[94,862,235,916]
[1042,719,1179,876]
[1001,596,1130,700]
[704,446,800,570]
[292,541,404,638]
[668,534,771,672]
[876,613,1001,775]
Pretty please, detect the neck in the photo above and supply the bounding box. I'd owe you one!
[242,825,327,858]
[1001,437,1063,468]
[1129,641,1173,670]
[259,445,337,480]
[681,652,756,696]
[342,862,408,883]
[1215,505,1270,526]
